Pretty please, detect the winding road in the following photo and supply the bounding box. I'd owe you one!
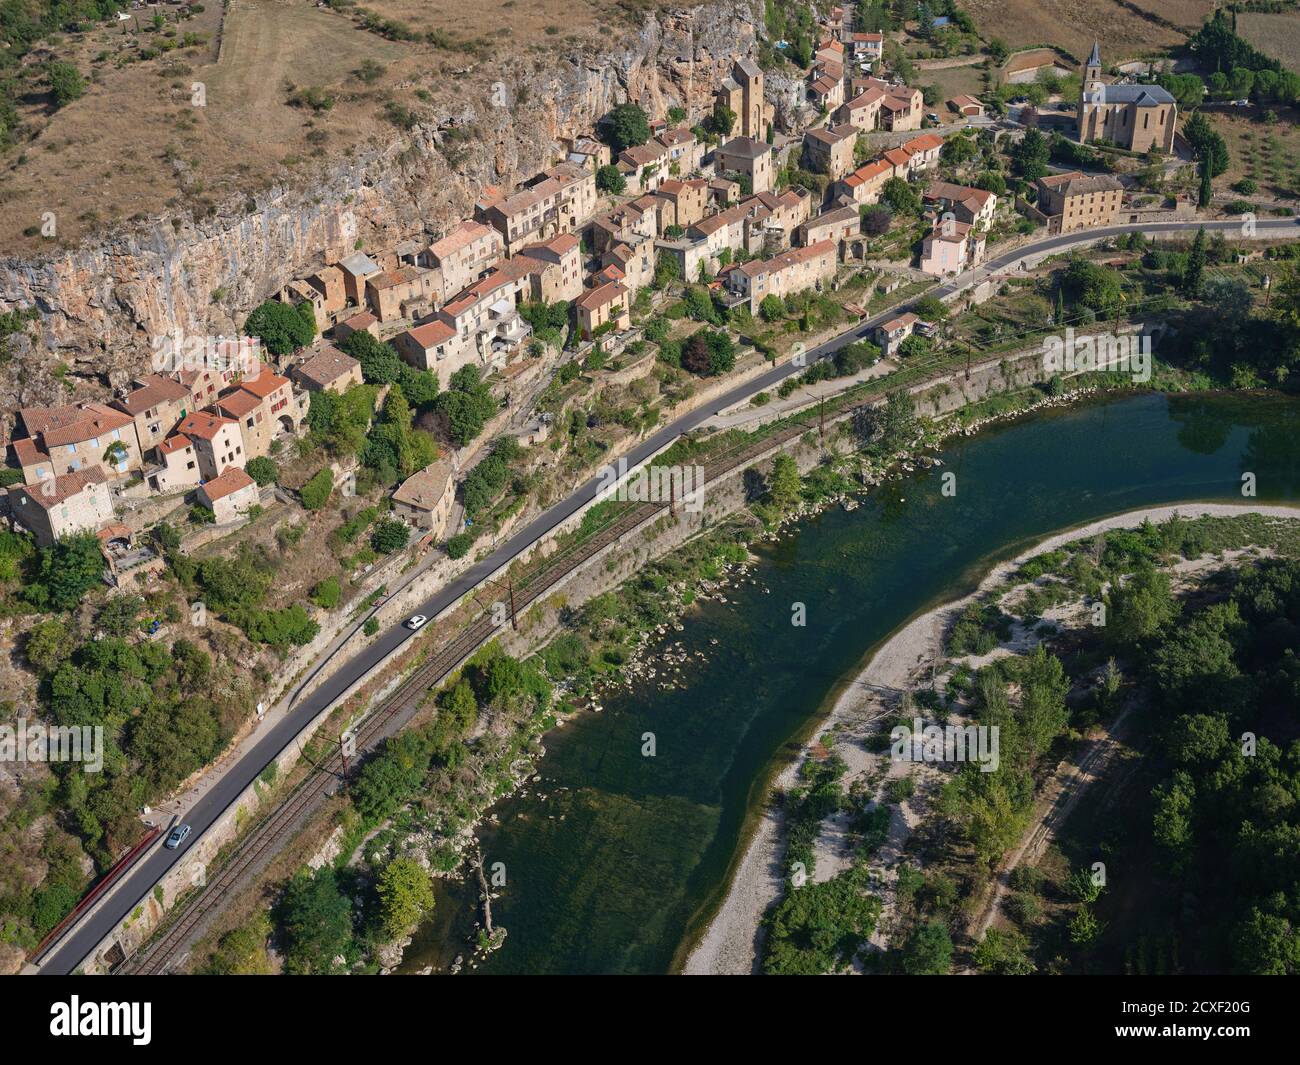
[34,214,1300,976]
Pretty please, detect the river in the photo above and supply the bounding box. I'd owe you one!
[399,390,1300,974]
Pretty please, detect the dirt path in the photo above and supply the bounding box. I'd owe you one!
[970,701,1135,940]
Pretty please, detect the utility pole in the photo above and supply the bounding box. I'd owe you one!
[1264,273,1272,310]
[339,734,352,790]
[965,342,971,381]
[508,576,518,631]
[669,473,677,518]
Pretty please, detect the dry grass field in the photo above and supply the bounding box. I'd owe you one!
[1237,11,1300,72]
[0,0,662,252]
[1206,106,1300,194]
[965,0,1208,61]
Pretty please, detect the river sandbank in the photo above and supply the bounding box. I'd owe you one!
[681,502,1300,976]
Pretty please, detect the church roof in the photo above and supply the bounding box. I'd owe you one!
[1088,40,1101,67]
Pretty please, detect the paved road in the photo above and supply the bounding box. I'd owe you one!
[36,213,1299,975]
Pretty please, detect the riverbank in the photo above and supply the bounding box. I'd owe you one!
[681,501,1300,976]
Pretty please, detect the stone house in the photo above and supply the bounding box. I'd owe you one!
[575,280,631,339]
[391,460,455,537]
[7,467,115,547]
[804,124,857,179]
[172,411,245,480]
[13,402,142,485]
[654,178,710,231]
[418,220,504,304]
[1034,171,1125,234]
[714,137,774,195]
[112,373,191,455]
[798,205,862,259]
[336,251,383,306]
[292,343,364,394]
[924,180,998,228]
[197,466,260,523]
[335,311,379,345]
[724,239,838,313]
[365,265,440,323]
[837,86,885,131]
[307,265,349,317]
[146,434,201,494]
[835,157,894,206]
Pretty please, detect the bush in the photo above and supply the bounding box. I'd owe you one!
[311,576,341,609]
[244,300,316,356]
[300,468,334,510]
[245,456,278,486]
[48,62,85,108]
[370,518,410,553]
[446,532,473,559]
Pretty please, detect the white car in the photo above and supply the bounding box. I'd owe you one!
[405,614,428,630]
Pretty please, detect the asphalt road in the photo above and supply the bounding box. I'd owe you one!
[36,213,1299,975]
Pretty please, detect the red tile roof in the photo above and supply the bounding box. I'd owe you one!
[199,466,256,503]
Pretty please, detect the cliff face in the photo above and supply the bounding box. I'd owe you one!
[0,1,764,416]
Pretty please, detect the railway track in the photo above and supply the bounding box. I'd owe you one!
[121,499,661,974]
[122,361,949,974]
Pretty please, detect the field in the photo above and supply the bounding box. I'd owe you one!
[0,0,665,252]
[965,0,1212,62]
[1237,11,1300,72]
[916,60,989,102]
[1205,106,1300,195]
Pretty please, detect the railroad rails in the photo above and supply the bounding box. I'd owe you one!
[121,498,661,973]
[121,369,911,974]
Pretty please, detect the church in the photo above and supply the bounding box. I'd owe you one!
[1076,42,1177,154]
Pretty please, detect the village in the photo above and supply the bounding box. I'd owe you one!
[3,9,1185,588]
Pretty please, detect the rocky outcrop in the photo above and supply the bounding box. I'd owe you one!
[0,2,765,415]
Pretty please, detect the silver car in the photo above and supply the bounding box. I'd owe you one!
[164,824,192,849]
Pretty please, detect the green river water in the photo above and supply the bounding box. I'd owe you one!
[400,390,1300,975]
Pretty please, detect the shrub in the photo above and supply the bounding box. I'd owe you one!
[370,518,410,553]
[245,456,278,486]
[446,532,473,559]
[300,468,334,510]
[311,576,341,609]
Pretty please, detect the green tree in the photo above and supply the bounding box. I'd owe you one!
[881,176,921,216]
[370,518,410,554]
[28,533,105,612]
[1010,127,1050,181]
[244,300,315,356]
[245,456,278,486]
[1183,226,1207,298]
[768,453,803,510]
[311,575,342,609]
[300,468,334,510]
[595,164,626,194]
[377,856,434,938]
[342,330,403,384]
[900,920,953,974]
[278,868,355,975]
[604,102,650,152]
[47,61,85,108]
